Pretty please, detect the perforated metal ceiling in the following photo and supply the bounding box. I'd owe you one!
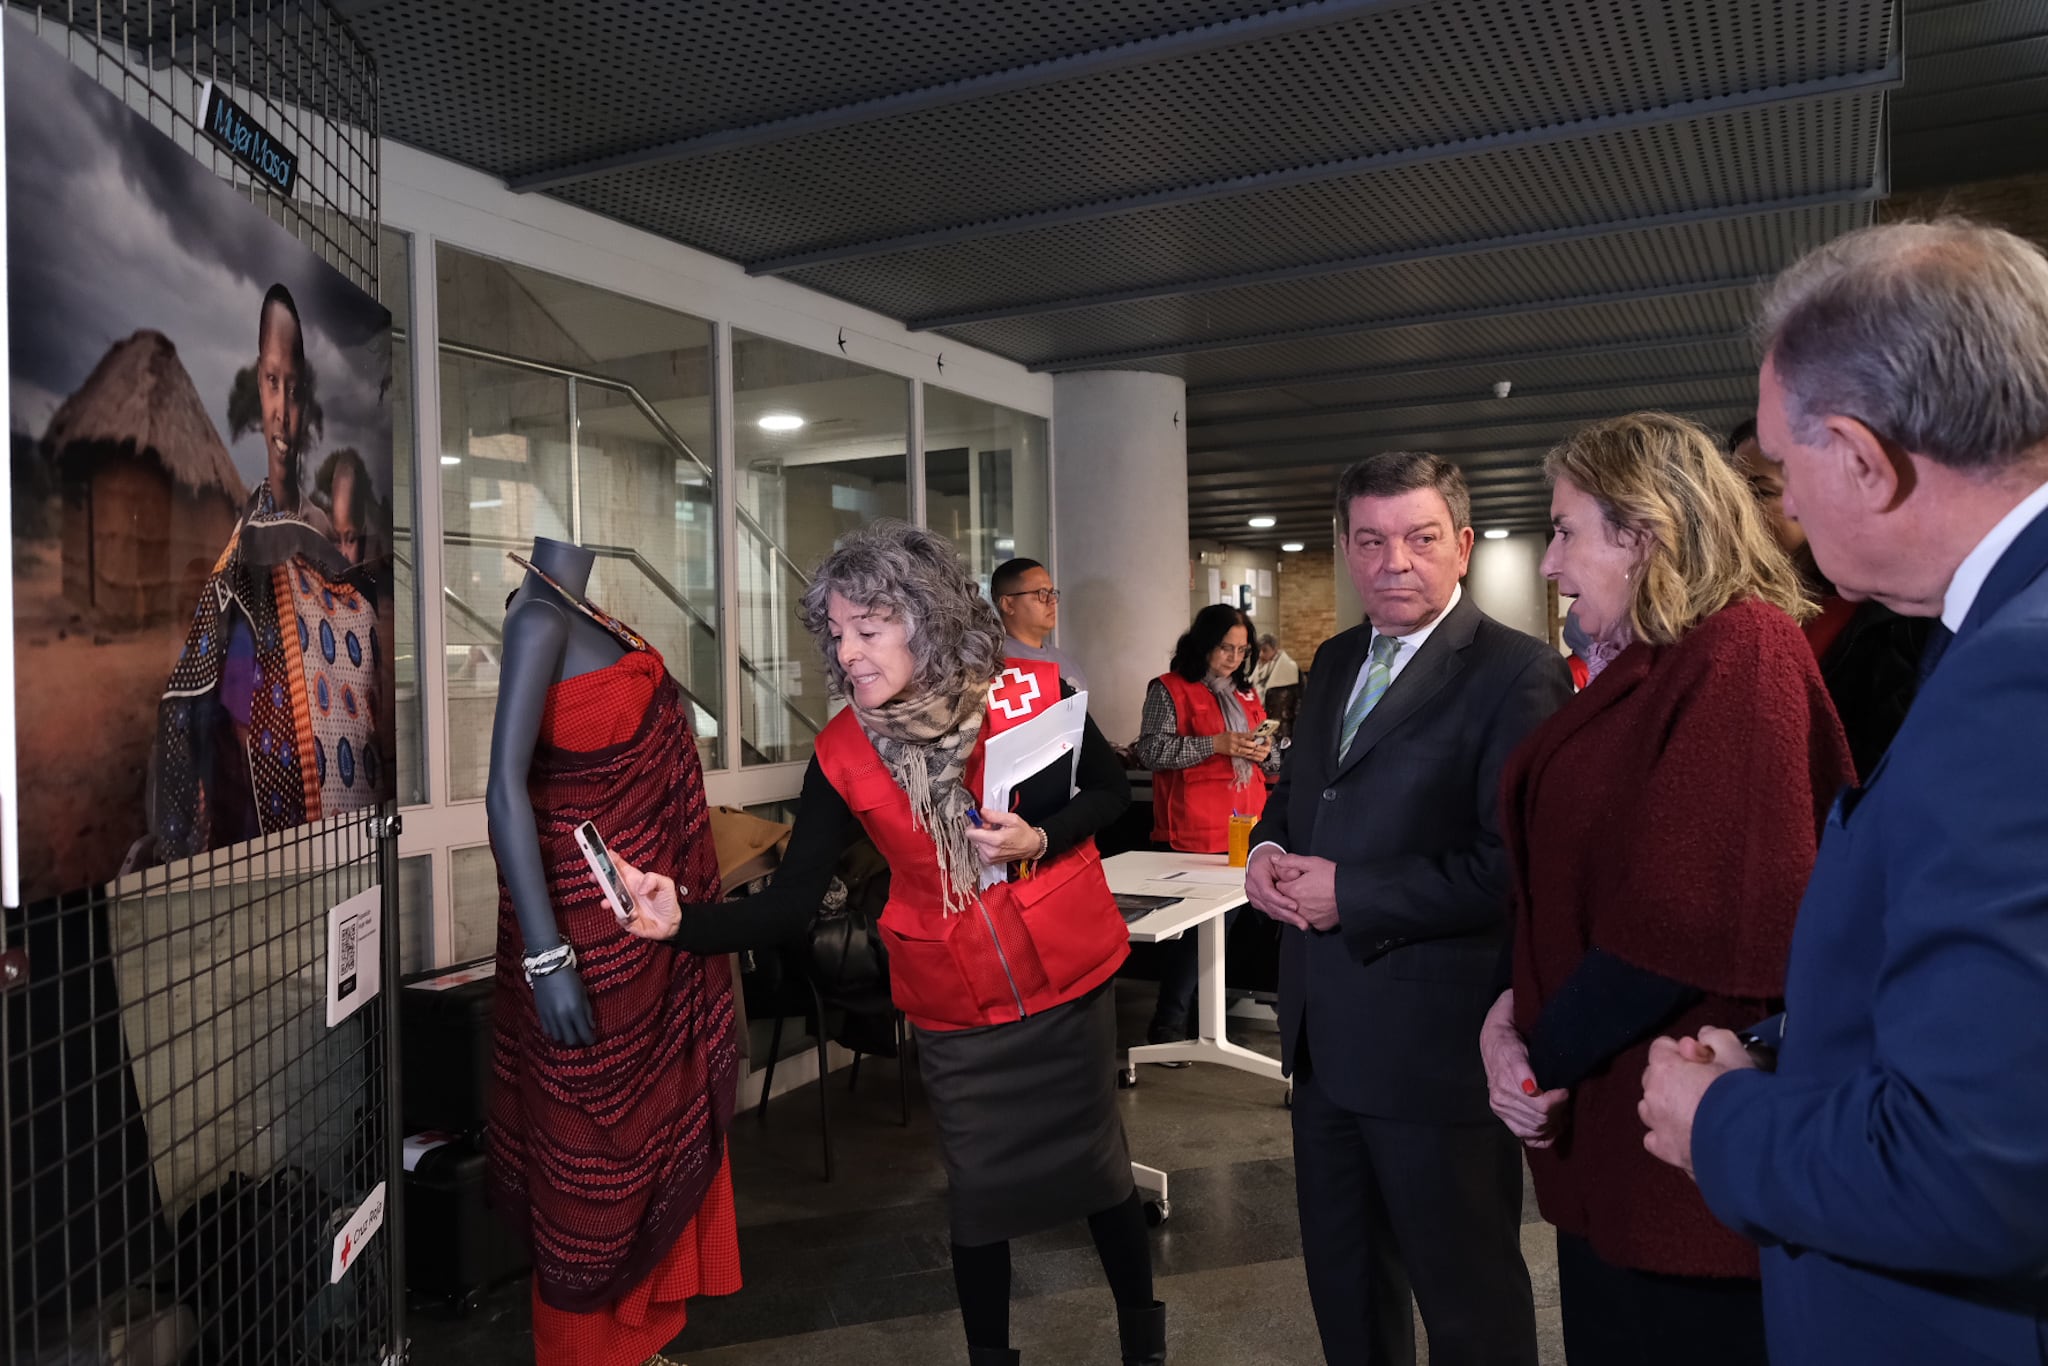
[339,0,2047,543]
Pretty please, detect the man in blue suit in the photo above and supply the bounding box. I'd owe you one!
[1639,219,2048,1364]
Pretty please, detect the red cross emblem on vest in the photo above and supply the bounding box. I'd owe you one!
[990,666,1042,720]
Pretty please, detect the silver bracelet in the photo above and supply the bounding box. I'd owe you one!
[523,942,577,985]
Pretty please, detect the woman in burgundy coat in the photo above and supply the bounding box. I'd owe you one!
[1478,412,1855,1366]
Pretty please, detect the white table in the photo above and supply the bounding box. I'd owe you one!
[1105,850,1288,1221]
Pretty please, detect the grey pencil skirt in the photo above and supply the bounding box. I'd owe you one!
[914,979,1135,1246]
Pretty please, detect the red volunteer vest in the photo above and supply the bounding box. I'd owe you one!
[1149,671,1268,853]
[813,658,1130,1032]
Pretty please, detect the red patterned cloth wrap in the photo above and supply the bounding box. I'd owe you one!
[486,647,737,1314]
[529,1150,742,1366]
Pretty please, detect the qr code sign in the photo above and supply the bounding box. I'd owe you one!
[326,887,382,1027]
[335,914,361,1002]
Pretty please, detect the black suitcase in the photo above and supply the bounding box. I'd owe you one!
[403,1135,528,1310]
[399,961,496,1135]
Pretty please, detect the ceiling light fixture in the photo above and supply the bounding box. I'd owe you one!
[1247,516,1277,528]
[1280,542,1305,553]
[440,455,461,466]
[757,412,805,432]
[1483,528,1510,540]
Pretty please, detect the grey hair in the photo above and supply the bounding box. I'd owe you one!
[1335,450,1472,534]
[800,519,1006,700]
[1257,632,1280,649]
[1757,218,2048,471]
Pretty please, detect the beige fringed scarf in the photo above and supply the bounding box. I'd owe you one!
[854,675,994,916]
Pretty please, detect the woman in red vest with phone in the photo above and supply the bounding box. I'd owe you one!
[614,521,1166,1366]
[1134,604,1280,1048]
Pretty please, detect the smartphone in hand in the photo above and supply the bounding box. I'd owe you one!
[574,820,637,923]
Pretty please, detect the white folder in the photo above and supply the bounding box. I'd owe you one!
[978,691,1089,890]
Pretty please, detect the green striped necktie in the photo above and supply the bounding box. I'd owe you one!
[1339,633,1403,759]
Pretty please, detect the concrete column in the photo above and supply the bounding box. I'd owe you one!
[1051,370,1187,744]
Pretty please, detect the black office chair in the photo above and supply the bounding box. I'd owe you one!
[745,847,910,1182]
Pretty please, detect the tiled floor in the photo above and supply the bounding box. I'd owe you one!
[406,984,1568,1364]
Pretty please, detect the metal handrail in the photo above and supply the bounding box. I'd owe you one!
[434,337,815,589]
[433,532,824,740]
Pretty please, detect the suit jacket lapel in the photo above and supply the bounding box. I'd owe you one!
[1318,628,1372,770]
[1331,594,1476,782]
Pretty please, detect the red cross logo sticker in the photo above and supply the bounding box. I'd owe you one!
[340,1235,352,1267]
[990,667,1042,720]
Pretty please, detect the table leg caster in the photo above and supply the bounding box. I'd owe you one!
[1117,1064,1138,1089]
[1144,1198,1171,1226]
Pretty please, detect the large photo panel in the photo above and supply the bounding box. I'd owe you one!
[6,33,394,904]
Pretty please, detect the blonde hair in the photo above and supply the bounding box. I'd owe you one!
[1545,411,1815,646]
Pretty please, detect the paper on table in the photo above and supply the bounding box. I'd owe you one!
[1157,867,1249,886]
[1134,879,1211,898]
[979,691,1089,890]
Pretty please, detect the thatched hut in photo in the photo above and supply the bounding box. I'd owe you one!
[47,330,248,627]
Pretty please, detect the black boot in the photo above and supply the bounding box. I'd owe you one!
[967,1348,1019,1366]
[1117,1299,1167,1365]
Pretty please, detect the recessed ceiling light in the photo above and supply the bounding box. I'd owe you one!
[1247,516,1276,528]
[1280,542,1305,553]
[1484,528,1510,540]
[757,413,805,432]
[440,455,461,466]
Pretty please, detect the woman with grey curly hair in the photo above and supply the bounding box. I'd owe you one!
[615,520,1166,1366]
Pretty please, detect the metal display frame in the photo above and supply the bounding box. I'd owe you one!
[1,3,399,1362]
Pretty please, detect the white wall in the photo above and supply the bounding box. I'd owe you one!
[1465,532,1551,643]
[1188,539,1280,625]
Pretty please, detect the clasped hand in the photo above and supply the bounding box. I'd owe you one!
[1479,990,1569,1148]
[1245,847,1339,931]
[1638,1027,1756,1178]
[964,809,1044,865]
[1213,730,1272,762]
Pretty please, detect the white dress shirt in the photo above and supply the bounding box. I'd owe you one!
[1252,584,1463,865]
[1342,583,1463,712]
[1941,479,2048,632]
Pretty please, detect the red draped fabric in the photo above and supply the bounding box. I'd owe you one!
[487,646,739,1330]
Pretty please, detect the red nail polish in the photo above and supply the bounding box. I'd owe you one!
[1521,1078,1538,1096]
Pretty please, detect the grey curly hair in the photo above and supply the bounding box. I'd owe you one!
[800,520,1007,701]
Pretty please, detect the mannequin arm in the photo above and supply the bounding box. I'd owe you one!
[484,598,593,1045]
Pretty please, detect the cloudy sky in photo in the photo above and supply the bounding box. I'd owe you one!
[5,33,392,501]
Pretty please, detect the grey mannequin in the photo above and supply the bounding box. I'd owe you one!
[484,536,629,1046]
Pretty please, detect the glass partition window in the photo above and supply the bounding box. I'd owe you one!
[382,230,427,807]
[449,844,499,965]
[923,385,1050,593]
[436,245,720,798]
[733,330,909,768]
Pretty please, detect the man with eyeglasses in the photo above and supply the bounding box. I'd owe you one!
[991,557,1089,693]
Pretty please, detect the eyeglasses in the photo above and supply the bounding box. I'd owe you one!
[1213,643,1249,658]
[1000,587,1060,606]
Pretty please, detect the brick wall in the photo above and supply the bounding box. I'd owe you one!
[1883,171,2048,242]
[1276,548,1339,666]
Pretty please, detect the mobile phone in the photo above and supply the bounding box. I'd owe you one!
[574,821,636,922]
[1252,717,1281,743]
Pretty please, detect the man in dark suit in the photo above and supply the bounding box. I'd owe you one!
[1247,451,1572,1365]
[1640,220,2048,1364]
